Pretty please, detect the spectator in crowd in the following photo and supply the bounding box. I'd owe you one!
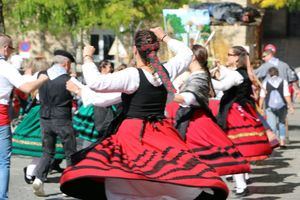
[259,67,294,148]
[255,44,297,83]
[0,33,48,200]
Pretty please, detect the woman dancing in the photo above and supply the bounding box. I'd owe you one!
[60,27,228,199]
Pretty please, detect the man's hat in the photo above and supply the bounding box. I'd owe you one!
[263,44,276,54]
[54,50,75,63]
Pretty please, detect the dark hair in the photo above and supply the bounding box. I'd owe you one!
[268,67,279,77]
[231,46,248,68]
[98,60,114,73]
[192,44,216,97]
[117,63,127,71]
[134,30,159,64]
[243,6,260,22]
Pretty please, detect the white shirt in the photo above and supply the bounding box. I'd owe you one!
[212,67,244,91]
[0,59,27,105]
[81,39,193,107]
[260,76,290,98]
[47,64,67,80]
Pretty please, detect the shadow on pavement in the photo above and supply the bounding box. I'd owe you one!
[243,145,300,197]
[46,176,61,183]
[248,183,300,195]
[288,125,300,131]
[242,196,281,200]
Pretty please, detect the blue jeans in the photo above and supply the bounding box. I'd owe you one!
[265,107,287,140]
[0,125,11,200]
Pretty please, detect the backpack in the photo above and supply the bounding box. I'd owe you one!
[266,80,286,110]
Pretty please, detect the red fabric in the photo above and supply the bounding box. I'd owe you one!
[264,44,276,53]
[12,89,28,117]
[225,103,272,161]
[166,102,251,176]
[289,84,294,100]
[60,118,228,199]
[14,89,28,101]
[209,99,220,116]
[0,104,10,126]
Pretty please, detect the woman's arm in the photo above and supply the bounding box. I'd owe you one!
[173,92,197,106]
[212,70,244,91]
[163,39,193,82]
[150,27,193,82]
[81,45,139,93]
[66,79,122,107]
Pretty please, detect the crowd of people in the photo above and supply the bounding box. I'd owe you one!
[0,25,299,200]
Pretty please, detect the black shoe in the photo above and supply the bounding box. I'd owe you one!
[194,191,215,200]
[23,167,34,184]
[280,145,287,149]
[225,176,233,182]
[246,178,252,184]
[49,165,65,174]
[235,188,249,197]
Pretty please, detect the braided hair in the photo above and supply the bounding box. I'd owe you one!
[192,44,216,97]
[134,30,159,64]
[134,30,176,93]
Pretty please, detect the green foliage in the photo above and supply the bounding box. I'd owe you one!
[287,0,300,11]
[165,14,185,40]
[166,14,185,33]
[251,0,300,11]
[3,0,190,35]
[4,0,105,35]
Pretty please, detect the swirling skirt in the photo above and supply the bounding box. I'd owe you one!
[12,105,64,159]
[60,118,228,199]
[224,103,272,161]
[166,102,251,176]
[73,105,99,142]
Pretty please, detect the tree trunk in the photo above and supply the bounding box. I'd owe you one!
[0,0,5,33]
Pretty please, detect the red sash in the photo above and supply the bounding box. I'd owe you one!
[0,104,10,126]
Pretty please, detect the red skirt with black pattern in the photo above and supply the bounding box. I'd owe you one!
[166,102,251,176]
[222,102,272,161]
[60,118,228,199]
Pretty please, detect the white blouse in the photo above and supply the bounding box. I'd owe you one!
[83,39,192,92]
[80,39,193,107]
[212,66,244,92]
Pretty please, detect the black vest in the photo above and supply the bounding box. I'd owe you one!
[38,72,73,119]
[217,68,254,129]
[121,69,167,119]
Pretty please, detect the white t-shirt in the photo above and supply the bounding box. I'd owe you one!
[0,59,27,105]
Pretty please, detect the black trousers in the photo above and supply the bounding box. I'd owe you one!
[35,118,77,181]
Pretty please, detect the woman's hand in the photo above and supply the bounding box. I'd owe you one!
[288,105,295,114]
[38,74,49,82]
[83,45,95,62]
[66,80,81,96]
[150,27,170,43]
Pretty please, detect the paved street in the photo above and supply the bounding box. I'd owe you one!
[9,102,300,200]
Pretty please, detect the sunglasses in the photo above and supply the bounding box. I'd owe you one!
[228,53,236,57]
[8,46,15,50]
